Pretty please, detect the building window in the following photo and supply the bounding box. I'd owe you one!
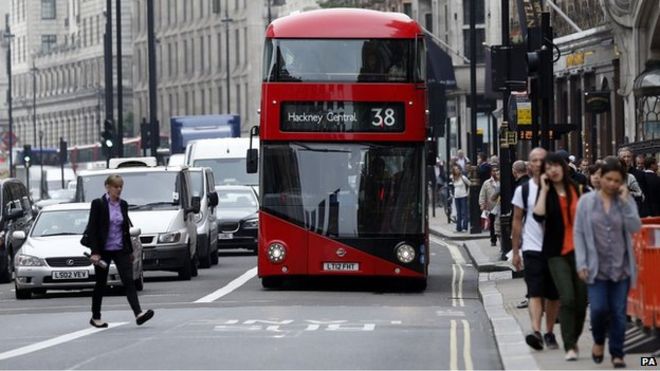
[425,13,432,33]
[183,40,189,74]
[41,35,57,53]
[462,29,485,64]
[200,36,205,72]
[403,2,412,17]
[207,35,212,72]
[463,0,485,25]
[236,83,241,117]
[217,33,223,71]
[201,89,206,113]
[167,42,172,77]
[234,29,240,67]
[185,91,190,113]
[41,0,56,20]
[218,86,223,112]
[191,38,195,76]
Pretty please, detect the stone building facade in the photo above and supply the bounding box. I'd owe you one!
[8,0,132,149]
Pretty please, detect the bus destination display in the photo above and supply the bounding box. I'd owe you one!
[281,101,405,132]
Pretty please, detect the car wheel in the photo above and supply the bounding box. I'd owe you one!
[261,276,283,289]
[211,244,219,265]
[15,283,31,300]
[135,272,144,291]
[191,251,199,277]
[199,242,211,269]
[178,248,192,281]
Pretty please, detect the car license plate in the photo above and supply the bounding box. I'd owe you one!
[52,270,89,280]
[218,233,233,240]
[323,262,359,272]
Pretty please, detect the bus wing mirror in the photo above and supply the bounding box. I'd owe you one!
[246,149,259,174]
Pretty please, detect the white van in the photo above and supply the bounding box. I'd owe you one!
[184,138,259,187]
[75,166,201,280]
[188,167,219,268]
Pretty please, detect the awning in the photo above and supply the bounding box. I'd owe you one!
[425,33,457,90]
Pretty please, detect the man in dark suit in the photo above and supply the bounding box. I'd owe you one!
[643,157,660,217]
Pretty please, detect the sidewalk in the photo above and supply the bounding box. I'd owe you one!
[428,208,659,370]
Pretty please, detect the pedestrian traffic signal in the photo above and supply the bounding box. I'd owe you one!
[102,120,115,158]
[22,144,32,166]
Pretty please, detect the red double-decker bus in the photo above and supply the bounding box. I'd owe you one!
[254,9,429,290]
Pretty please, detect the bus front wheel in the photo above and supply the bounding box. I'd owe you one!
[261,276,283,289]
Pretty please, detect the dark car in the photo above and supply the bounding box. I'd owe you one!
[215,185,259,253]
[0,179,36,283]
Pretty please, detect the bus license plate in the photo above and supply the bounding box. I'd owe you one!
[52,271,89,280]
[323,262,359,272]
[218,233,233,240]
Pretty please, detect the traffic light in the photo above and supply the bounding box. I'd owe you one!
[102,119,115,158]
[59,137,68,164]
[22,144,32,166]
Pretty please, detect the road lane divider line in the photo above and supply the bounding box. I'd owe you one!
[451,264,457,307]
[457,263,465,307]
[0,322,128,361]
[449,319,458,370]
[461,319,474,370]
[430,236,466,264]
[194,267,258,303]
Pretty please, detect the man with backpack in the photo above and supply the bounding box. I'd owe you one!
[511,147,560,351]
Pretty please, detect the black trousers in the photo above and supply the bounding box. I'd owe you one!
[92,250,141,320]
[489,213,497,244]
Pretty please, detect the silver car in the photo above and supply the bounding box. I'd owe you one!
[12,203,143,299]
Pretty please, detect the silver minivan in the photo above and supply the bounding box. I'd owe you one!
[75,166,201,280]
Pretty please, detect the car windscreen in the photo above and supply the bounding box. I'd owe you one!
[217,189,258,209]
[193,158,258,186]
[81,172,181,209]
[31,210,89,237]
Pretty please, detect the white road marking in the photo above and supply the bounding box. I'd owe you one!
[390,320,402,325]
[451,264,457,307]
[0,322,127,361]
[462,319,474,370]
[457,263,465,307]
[449,320,458,370]
[194,267,257,303]
[430,236,466,264]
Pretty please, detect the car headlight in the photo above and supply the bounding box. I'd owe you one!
[267,242,286,263]
[193,212,204,223]
[242,218,258,229]
[15,254,45,267]
[395,243,416,264]
[158,232,181,244]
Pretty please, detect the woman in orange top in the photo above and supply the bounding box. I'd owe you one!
[533,152,587,361]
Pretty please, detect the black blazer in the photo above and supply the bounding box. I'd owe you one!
[87,195,133,255]
[532,182,580,258]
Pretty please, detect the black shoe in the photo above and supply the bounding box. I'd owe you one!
[136,309,154,326]
[525,331,544,350]
[491,241,497,247]
[516,299,528,309]
[612,357,626,368]
[544,332,559,350]
[89,318,108,328]
[591,353,604,364]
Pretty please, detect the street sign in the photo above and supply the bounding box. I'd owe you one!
[499,128,518,148]
[1,131,17,149]
[517,101,532,126]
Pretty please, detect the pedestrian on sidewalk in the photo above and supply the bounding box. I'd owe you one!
[532,153,587,361]
[451,164,471,232]
[574,156,641,369]
[86,174,154,328]
[479,165,500,246]
[586,163,603,192]
[511,147,561,351]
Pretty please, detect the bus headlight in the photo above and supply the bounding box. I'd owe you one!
[267,242,286,263]
[395,243,416,264]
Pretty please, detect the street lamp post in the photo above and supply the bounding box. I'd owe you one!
[222,1,232,113]
[31,61,38,151]
[468,0,482,234]
[4,14,15,177]
[39,130,44,199]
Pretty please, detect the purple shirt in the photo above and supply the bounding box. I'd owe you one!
[104,194,124,251]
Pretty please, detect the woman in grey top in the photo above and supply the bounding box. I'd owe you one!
[573,157,641,368]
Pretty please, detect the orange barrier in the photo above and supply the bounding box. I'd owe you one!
[627,218,660,329]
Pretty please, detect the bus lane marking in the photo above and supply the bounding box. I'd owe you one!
[0,322,128,361]
[194,267,257,303]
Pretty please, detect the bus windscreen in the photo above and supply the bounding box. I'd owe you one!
[264,39,412,83]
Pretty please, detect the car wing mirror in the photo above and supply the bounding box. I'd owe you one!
[208,191,219,207]
[129,227,141,237]
[12,230,26,241]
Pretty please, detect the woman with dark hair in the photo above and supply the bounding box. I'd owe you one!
[586,163,603,192]
[532,152,586,361]
[574,156,641,368]
[451,164,471,232]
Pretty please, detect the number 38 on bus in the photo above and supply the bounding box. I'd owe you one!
[249,9,430,290]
